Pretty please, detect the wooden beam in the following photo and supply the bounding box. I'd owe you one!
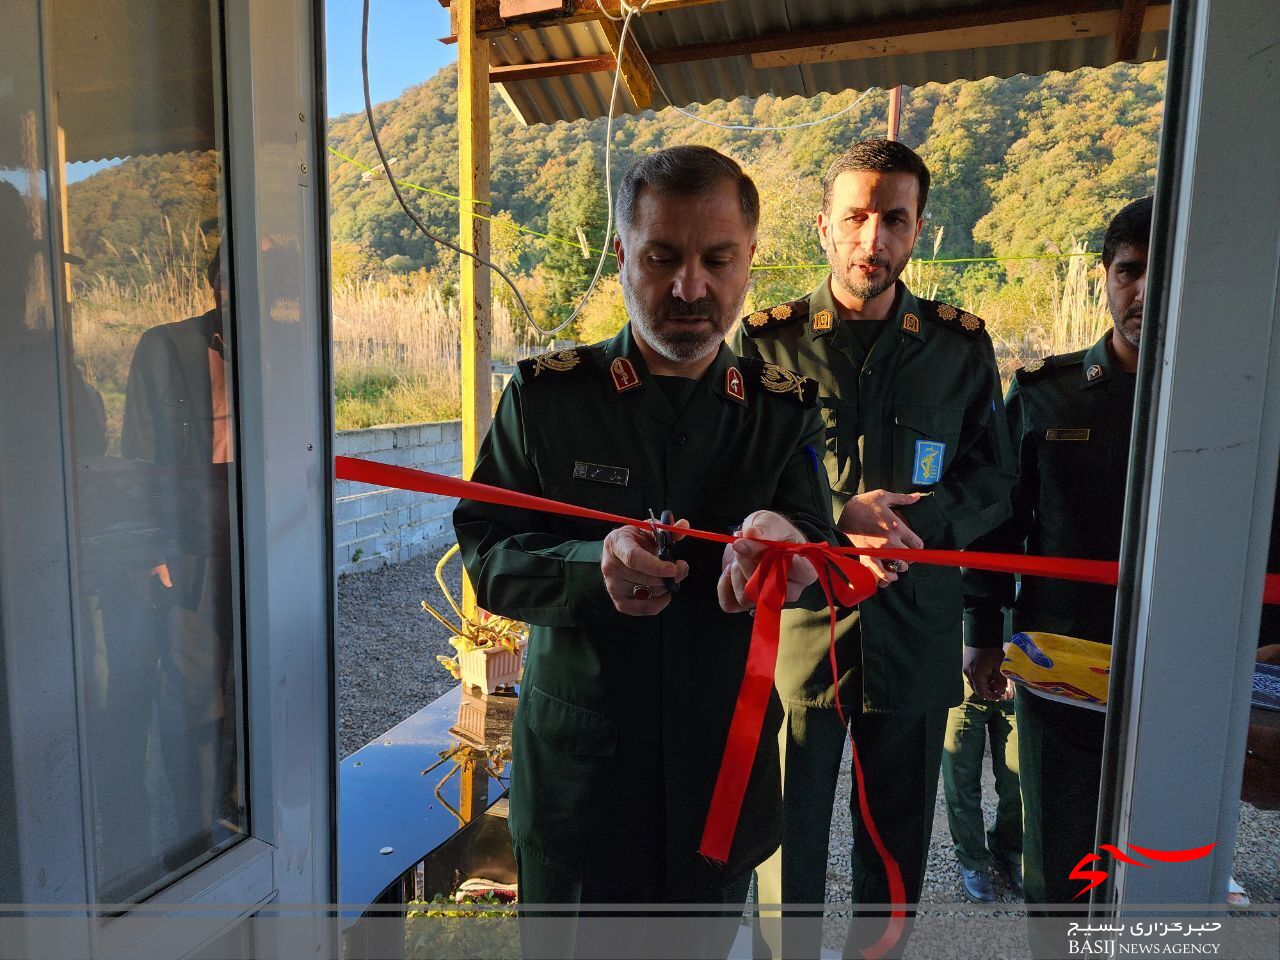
[499,0,566,18]
[490,55,615,83]
[649,0,1118,65]
[445,0,721,39]
[597,15,656,111]
[749,3,1170,69]
[458,0,493,617]
[1114,0,1150,61]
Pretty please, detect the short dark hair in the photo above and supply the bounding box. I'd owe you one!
[821,139,930,219]
[615,145,760,237]
[1102,196,1154,267]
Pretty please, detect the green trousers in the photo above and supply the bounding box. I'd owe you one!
[1016,689,1107,959]
[753,701,947,959]
[940,686,1021,871]
[515,841,749,960]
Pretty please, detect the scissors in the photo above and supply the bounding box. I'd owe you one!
[647,508,679,596]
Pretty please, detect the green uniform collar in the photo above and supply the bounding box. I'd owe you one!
[601,323,750,409]
[807,276,928,343]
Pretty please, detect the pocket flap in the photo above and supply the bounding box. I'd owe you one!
[894,403,963,437]
[525,685,617,756]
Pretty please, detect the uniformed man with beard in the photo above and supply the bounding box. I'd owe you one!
[963,196,1152,954]
[454,145,842,958]
[729,139,1015,957]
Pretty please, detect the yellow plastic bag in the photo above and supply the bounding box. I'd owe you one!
[1001,631,1112,711]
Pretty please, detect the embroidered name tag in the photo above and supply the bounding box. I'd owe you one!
[572,461,630,486]
[912,440,945,485]
[1046,428,1091,441]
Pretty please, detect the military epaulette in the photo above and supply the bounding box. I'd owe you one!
[516,345,595,382]
[928,301,986,338]
[741,299,808,336]
[1014,349,1085,385]
[739,356,820,408]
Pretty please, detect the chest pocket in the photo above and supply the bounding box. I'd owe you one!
[542,471,647,538]
[892,403,963,489]
[1037,423,1126,546]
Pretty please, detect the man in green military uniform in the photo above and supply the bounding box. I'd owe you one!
[962,196,1152,953]
[729,139,1015,957]
[454,146,841,957]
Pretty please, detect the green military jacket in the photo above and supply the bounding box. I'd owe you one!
[453,324,838,893]
[964,334,1135,649]
[729,278,1015,713]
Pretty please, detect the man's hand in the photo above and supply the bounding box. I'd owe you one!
[601,522,689,616]
[839,489,924,588]
[718,511,817,614]
[963,646,1012,701]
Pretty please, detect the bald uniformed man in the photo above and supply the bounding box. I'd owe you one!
[454,146,841,958]
[729,139,1015,957]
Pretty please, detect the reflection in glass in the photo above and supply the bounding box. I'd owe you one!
[48,0,246,902]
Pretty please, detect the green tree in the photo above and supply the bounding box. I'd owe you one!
[541,146,610,328]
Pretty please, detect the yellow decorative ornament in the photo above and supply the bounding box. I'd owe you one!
[936,303,959,321]
[1023,358,1046,373]
[746,310,770,327]
[422,545,529,686]
[960,312,981,332]
[769,303,794,321]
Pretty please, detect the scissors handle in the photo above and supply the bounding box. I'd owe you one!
[649,508,679,596]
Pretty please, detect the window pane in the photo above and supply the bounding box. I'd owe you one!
[53,0,247,903]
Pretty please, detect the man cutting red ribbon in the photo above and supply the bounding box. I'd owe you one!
[450,146,843,960]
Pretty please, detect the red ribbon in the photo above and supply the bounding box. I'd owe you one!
[336,455,1278,958]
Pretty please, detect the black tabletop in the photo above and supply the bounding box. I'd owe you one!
[339,685,516,921]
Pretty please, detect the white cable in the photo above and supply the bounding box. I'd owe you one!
[550,0,652,335]
[363,0,565,337]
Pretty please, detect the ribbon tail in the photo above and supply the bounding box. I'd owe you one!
[815,555,907,960]
[698,553,789,864]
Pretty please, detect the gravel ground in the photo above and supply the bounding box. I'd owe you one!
[338,545,464,758]
[340,553,1280,945]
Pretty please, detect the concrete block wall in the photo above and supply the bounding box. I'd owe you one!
[334,420,463,575]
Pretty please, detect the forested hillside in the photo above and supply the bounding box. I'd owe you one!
[323,61,1163,293]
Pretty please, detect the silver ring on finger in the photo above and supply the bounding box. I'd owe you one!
[630,584,653,600]
[884,559,906,574]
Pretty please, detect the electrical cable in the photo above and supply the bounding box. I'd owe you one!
[362,0,641,338]
[362,0,553,334]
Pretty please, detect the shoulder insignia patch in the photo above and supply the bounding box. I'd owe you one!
[928,301,986,338]
[517,346,591,381]
[812,308,834,332]
[741,299,809,337]
[740,356,819,407]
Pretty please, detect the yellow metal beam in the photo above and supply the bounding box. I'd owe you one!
[597,15,655,111]
[458,0,493,617]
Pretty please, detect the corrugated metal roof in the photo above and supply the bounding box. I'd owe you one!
[492,0,1169,126]
[53,0,214,163]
